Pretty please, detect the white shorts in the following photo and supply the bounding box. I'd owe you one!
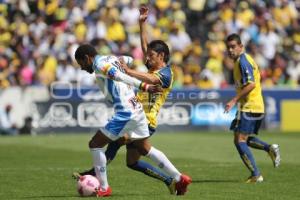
[100,109,149,141]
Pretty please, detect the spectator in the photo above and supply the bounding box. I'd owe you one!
[168,23,191,52]
[258,22,281,61]
[0,105,18,136]
[56,54,77,83]
[0,1,299,88]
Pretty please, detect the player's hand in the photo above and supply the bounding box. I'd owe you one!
[118,57,130,73]
[147,84,162,93]
[140,82,162,93]
[224,98,237,113]
[139,5,148,22]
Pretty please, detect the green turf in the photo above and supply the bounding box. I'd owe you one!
[0,131,299,200]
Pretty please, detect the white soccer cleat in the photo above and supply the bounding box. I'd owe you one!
[167,179,176,195]
[245,175,264,183]
[268,144,281,168]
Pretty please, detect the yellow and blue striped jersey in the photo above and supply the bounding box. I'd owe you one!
[233,53,264,113]
[137,65,173,129]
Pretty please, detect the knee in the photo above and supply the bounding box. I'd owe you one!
[137,148,148,156]
[234,133,247,144]
[131,143,149,156]
[246,136,253,145]
[136,144,151,156]
[89,138,98,149]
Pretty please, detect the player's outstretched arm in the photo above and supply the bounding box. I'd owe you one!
[97,62,160,93]
[139,5,149,59]
[119,57,161,85]
[113,70,162,93]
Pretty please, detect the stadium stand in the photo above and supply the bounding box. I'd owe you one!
[0,0,300,89]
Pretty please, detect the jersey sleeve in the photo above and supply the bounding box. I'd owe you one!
[154,66,172,88]
[239,54,254,85]
[119,56,133,67]
[94,57,142,89]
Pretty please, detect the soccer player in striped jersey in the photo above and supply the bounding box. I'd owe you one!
[224,33,281,183]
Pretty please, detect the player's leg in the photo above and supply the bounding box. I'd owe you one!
[132,138,192,195]
[231,112,263,183]
[247,136,270,151]
[105,134,129,163]
[247,136,281,167]
[132,138,181,180]
[73,135,129,179]
[89,130,112,195]
[126,110,190,195]
[234,132,262,182]
[245,114,270,152]
[125,143,176,194]
[245,115,281,168]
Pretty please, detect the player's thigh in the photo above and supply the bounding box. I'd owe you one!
[89,130,112,148]
[232,112,263,143]
[116,133,131,145]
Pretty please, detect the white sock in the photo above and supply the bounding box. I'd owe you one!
[90,148,108,190]
[146,146,181,182]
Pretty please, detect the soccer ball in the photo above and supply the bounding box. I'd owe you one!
[77,175,100,197]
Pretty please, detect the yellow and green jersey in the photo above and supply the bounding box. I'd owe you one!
[233,53,264,113]
[137,65,173,129]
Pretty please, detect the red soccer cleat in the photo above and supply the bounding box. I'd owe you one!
[96,186,112,197]
[175,174,192,195]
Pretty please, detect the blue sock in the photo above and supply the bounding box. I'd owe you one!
[128,160,173,185]
[247,136,270,152]
[105,141,121,162]
[235,142,260,176]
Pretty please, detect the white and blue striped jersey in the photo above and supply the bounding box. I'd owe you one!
[92,55,141,113]
[92,55,149,140]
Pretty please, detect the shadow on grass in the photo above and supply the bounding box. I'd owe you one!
[192,179,240,183]
[20,192,162,199]
[20,195,79,199]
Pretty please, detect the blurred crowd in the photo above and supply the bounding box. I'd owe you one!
[1,0,300,89]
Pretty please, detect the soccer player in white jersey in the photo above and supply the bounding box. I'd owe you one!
[74,5,191,195]
[74,44,184,197]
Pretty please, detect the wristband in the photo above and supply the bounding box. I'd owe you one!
[139,82,149,91]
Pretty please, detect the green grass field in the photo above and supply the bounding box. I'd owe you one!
[0,131,299,200]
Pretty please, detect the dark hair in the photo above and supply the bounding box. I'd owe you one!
[148,40,170,63]
[75,44,97,60]
[226,33,242,44]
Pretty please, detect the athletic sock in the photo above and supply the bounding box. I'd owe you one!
[235,142,260,176]
[128,160,173,185]
[146,146,181,182]
[247,136,270,152]
[90,148,109,190]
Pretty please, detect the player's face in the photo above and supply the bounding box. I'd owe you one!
[76,55,94,74]
[145,49,164,70]
[226,40,243,60]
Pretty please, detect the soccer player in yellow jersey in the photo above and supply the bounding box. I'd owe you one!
[74,5,191,195]
[224,33,281,183]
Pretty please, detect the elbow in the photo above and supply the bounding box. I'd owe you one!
[242,82,255,91]
[246,82,255,92]
[153,79,161,85]
[250,82,256,90]
[148,78,161,85]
